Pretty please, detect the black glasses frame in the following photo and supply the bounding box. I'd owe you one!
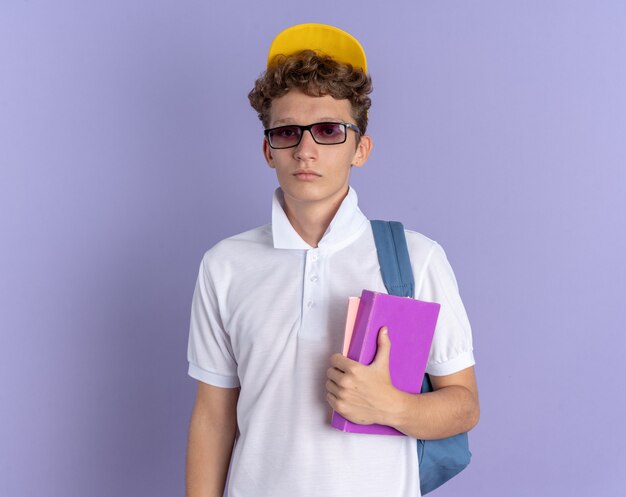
[264,122,361,149]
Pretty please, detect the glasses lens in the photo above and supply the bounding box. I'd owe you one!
[268,126,301,148]
[311,123,346,144]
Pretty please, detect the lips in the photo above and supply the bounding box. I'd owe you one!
[293,170,322,181]
[293,169,322,177]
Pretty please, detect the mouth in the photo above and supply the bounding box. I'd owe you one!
[293,170,322,181]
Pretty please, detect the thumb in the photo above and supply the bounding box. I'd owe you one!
[373,326,391,367]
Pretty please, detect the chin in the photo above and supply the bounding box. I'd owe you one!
[281,184,347,206]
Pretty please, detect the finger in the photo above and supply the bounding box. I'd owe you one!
[326,392,339,409]
[326,367,344,383]
[373,326,391,365]
[325,379,340,397]
[330,352,355,372]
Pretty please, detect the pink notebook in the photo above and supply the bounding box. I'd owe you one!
[331,290,440,436]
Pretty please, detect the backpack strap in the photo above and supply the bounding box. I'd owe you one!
[371,219,430,398]
[370,220,414,298]
[371,220,471,495]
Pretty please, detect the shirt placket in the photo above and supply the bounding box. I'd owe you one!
[300,247,325,339]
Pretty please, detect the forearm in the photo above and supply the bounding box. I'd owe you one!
[186,405,238,497]
[385,385,479,440]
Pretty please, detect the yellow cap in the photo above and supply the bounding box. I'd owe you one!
[267,23,367,73]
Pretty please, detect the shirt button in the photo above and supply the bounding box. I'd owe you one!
[307,300,315,309]
[310,274,319,282]
[310,253,319,262]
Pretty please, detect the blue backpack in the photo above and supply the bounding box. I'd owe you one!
[370,220,472,495]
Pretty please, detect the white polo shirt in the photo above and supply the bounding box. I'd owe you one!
[187,187,475,497]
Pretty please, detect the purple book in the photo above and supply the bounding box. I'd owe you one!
[331,290,440,436]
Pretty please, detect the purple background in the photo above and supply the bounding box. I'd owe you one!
[2,1,625,496]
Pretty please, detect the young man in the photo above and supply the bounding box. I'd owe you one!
[186,24,479,497]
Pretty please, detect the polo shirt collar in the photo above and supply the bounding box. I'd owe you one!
[271,187,369,250]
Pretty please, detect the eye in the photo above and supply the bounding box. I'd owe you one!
[275,126,299,138]
[315,123,343,137]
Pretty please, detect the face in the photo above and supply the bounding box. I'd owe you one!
[263,89,372,212]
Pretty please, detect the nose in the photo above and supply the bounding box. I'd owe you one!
[294,129,318,160]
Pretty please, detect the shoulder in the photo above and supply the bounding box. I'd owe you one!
[403,228,443,266]
[403,228,438,250]
[200,224,272,272]
[401,228,464,300]
[401,228,460,289]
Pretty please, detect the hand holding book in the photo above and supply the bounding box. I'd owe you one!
[328,290,440,436]
[327,325,402,427]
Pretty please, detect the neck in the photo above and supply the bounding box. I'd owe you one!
[282,189,349,248]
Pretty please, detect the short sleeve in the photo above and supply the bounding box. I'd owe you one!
[187,255,240,388]
[417,243,475,376]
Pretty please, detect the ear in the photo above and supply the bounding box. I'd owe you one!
[263,138,275,168]
[352,134,373,168]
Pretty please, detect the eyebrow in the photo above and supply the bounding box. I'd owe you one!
[271,117,347,126]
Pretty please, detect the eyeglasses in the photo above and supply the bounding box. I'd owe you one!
[264,122,361,149]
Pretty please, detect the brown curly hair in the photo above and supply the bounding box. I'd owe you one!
[248,50,373,134]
